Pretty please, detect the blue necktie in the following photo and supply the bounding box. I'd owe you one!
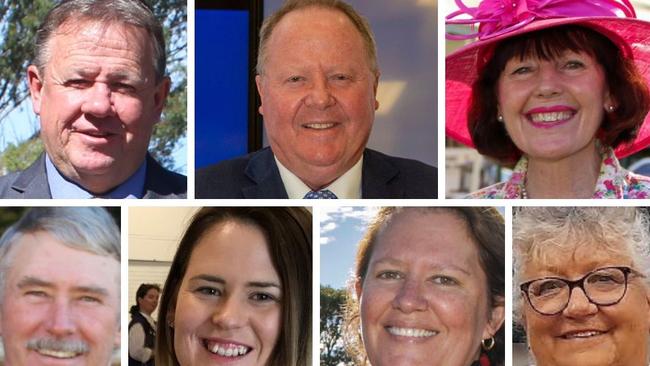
[303,189,338,199]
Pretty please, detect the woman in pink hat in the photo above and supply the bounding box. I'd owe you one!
[447,0,650,199]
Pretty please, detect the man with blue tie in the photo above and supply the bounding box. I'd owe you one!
[196,0,437,199]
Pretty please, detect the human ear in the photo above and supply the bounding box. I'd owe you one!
[27,65,44,115]
[482,296,505,340]
[373,71,381,110]
[255,75,265,116]
[354,277,363,300]
[153,76,171,117]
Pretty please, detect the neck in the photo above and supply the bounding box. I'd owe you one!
[524,141,601,199]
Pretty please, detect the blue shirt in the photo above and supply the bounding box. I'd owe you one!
[46,154,146,199]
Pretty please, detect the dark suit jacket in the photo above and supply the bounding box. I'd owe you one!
[0,154,186,199]
[196,147,437,198]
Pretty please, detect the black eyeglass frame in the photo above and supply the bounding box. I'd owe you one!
[519,266,638,316]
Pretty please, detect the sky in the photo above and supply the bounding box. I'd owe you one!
[320,206,379,290]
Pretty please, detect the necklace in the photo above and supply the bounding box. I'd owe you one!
[521,185,528,199]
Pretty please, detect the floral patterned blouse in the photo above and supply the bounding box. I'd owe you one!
[468,146,650,199]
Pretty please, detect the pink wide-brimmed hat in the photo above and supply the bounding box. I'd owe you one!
[446,0,650,158]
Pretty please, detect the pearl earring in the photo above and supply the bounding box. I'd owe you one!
[497,115,504,122]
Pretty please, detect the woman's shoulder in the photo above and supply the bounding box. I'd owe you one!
[623,171,650,198]
[466,181,510,199]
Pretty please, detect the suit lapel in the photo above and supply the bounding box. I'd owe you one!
[10,154,52,198]
[361,149,403,198]
[243,148,289,199]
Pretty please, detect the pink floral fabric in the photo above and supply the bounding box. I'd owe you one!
[468,147,650,199]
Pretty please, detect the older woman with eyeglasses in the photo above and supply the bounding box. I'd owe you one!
[513,207,650,366]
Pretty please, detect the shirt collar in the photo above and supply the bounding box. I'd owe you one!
[46,154,146,199]
[275,156,363,199]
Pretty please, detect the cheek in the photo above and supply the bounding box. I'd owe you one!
[252,307,282,351]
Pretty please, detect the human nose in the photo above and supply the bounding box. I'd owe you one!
[211,295,245,329]
[80,82,115,117]
[534,64,563,98]
[46,299,76,336]
[305,77,335,110]
[391,279,428,313]
[562,286,598,318]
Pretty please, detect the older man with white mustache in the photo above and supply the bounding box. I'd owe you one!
[0,207,121,366]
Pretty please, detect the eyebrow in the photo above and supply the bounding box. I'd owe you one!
[17,276,110,296]
[189,274,280,289]
[371,258,472,276]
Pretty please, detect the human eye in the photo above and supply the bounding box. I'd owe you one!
[377,270,403,280]
[66,79,92,89]
[331,73,352,82]
[111,82,136,93]
[79,295,102,304]
[530,279,565,297]
[24,290,49,298]
[512,66,532,75]
[563,60,585,70]
[430,275,459,286]
[195,286,221,297]
[250,292,279,303]
[286,75,305,83]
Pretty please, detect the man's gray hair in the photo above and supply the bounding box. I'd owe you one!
[0,207,121,300]
[34,0,167,82]
[256,0,378,76]
[512,207,650,324]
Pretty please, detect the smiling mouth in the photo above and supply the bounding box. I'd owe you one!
[35,349,83,359]
[386,326,437,338]
[204,340,251,358]
[303,122,337,130]
[529,111,575,123]
[561,330,606,340]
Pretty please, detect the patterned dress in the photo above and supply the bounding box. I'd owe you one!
[468,146,650,199]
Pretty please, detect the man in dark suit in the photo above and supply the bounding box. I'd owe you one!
[0,0,186,199]
[196,0,436,199]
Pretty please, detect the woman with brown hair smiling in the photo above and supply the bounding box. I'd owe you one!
[345,207,505,366]
[155,207,312,366]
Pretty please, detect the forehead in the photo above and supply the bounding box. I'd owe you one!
[4,232,119,297]
[185,221,279,280]
[522,240,633,279]
[45,19,154,72]
[370,211,480,267]
[265,6,370,67]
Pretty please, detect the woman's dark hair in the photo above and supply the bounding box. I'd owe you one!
[469,25,650,164]
[129,283,161,315]
[155,207,312,366]
[344,207,505,366]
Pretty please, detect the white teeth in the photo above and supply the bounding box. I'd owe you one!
[305,123,335,129]
[387,326,437,338]
[530,111,573,123]
[36,349,78,359]
[208,343,250,357]
[565,331,603,339]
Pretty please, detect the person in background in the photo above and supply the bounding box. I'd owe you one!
[129,283,161,366]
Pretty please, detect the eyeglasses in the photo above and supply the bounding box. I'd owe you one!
[520,266,639,316]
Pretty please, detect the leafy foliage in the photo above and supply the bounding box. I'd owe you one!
[320,285,353,366]
[0,0,187,172]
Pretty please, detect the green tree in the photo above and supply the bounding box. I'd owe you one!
[0,0,186,172]
[321,285,353,366]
